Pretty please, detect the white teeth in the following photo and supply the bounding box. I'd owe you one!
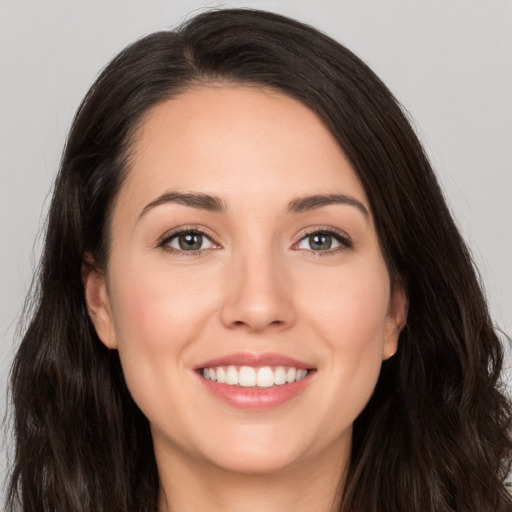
[226,365,239,385]
[286,367,296,383]
[201,365,310,387]
[239,366,256,387]
[216,366,226,384]
[274,366,287,385]
[256,366,274,388]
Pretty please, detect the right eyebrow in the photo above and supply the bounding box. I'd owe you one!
[286,193,369,219]
[138,191,226,220]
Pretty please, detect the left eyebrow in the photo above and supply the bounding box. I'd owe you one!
[138,191,226,220]
[286,194,369,218]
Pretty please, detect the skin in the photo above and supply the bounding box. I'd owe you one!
[84,85,407,512]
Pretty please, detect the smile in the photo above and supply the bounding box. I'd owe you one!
[195,353,316,410]
[201,365,309,387]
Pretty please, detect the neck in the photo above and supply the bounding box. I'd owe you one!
[155,439,349,512]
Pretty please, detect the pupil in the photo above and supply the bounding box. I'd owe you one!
[310,233,331,250]
[179,233,202,250]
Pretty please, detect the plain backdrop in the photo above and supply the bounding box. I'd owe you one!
[1,0,511,495]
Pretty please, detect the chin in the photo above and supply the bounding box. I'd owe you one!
[206,446,304,476]
[192,424,327,476]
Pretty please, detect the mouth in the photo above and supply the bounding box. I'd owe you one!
[195,352,316,410]
[199,365,310,388]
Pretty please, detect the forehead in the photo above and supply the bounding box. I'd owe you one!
[118,85,368,217]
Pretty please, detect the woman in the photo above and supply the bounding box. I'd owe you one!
[6,8,511,512]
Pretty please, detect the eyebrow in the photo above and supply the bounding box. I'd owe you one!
[139,191,369,219]
[286,194,369,218]
[139,192,226,219]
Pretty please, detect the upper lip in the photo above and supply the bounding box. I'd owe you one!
[194,352,314,370]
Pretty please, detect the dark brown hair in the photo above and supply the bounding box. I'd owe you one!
[7,8,512,511]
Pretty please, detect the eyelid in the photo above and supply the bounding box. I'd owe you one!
[155,224,352,255]
[292,226,353,253]
[156,224,222,252]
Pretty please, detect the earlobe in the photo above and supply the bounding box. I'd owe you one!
[383,285,408,360]
[82,260,118,350]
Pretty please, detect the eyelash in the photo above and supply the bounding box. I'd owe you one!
[293,226,353,257]
[157,225,219,257]
[157,225,353,256]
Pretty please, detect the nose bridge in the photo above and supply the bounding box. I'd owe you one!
[220,240,295,332]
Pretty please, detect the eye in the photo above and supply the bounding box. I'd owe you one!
[160,229,218,253]
[295,229,352,252]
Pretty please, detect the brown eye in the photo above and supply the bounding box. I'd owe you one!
[178,233,203,251]
[165,231,216,252]
[295,229,351,252]
[308,233,332,251]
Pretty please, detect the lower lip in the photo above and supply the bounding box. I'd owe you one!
[198,371,315,410]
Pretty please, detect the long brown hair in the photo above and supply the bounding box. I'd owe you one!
[7,8,511,511]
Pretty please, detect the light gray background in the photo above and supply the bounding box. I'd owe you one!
[1,0,511,496]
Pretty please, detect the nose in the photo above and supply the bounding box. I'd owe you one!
[220,248,296,333]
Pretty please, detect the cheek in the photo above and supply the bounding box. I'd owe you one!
[106,261,223,437]
[106,260,219,404]
[304,264,391,346]
[300,263,390,405]
[109,260,217,350]
[313,269,390,421]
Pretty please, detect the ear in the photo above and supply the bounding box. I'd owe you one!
[82,259,118,349]
[382,284,408,360]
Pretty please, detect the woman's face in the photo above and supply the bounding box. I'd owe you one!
[85,85,406,476]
